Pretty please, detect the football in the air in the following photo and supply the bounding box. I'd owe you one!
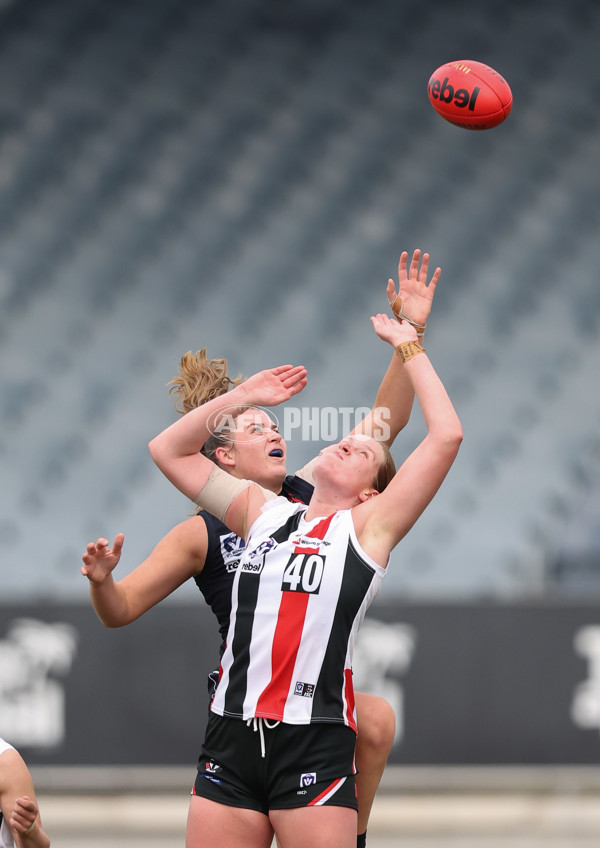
[427,60,512,130]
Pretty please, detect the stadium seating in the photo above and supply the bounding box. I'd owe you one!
[1,0,599,599]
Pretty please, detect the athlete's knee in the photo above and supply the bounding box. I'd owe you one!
[355,694,396,756]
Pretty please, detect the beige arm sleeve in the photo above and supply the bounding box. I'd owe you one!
[193,465,277,523]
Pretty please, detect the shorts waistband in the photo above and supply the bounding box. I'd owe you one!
[246,716,280,757]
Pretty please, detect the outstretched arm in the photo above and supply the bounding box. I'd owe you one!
[149,364,306,497]
[81,518,209,627]
[149,364,307,536]
[298,250,440,485]
[351,249,441,445]
[355,313,462,565]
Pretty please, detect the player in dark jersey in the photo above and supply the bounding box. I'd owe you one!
[149,301,462,848]
[197,474,314,654]
[82,249,440,848]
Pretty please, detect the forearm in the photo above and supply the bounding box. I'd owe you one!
[149,388,247,463]
[350,354,415,446]
[4,785,51,848]
[20,821,51,848]
[372,353,415,442]
[401,349,462,443]
[358,345,462,558]
[149,386,248,499]
[89,577,131,628]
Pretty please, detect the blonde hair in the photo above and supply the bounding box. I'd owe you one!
[168,348,245,464]
[168,349,242,415]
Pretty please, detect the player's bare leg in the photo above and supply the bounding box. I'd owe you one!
[354,693,396,840]
[186,795,273,848]
[270,805,356,848]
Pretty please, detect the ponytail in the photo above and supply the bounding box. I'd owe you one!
[168,348,242,415]
[168,348,244,465]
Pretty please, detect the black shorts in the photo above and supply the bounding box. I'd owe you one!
[192,712,358,814]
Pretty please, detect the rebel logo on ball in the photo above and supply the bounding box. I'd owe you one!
[427,60,512,130]
[428,76,481,112]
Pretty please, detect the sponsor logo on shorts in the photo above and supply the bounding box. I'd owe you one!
[200,774,222,785]
[300,772,317,787]
[294,681,315,698]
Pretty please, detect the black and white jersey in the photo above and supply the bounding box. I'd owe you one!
[195,475,314,651]
[211,499,386,730]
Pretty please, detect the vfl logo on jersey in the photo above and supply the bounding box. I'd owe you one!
[282,553,325,593]
[300,772,317,787]
[241,538,276,575]
[220,532,245,574]
[294,681,315,698]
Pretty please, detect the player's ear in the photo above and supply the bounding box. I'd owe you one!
[215,445,236,467]
[358,488,378,503]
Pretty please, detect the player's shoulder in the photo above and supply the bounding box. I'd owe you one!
[249,495,304,536]
[0,738,15,757]
[0,741,25,784]
[198,508,229,534]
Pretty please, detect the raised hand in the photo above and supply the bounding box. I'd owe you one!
[81,534,125,583]
[387,249,441,330]
[371,312,418,348]
[235,364,307,408]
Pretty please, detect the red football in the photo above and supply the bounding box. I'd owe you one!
[427,60,512,130]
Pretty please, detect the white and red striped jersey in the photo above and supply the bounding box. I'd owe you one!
[210,498,386,731]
